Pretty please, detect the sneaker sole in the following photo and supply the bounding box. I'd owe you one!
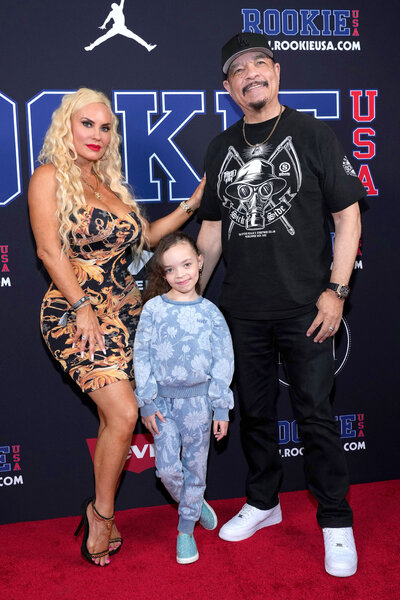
[177,552,199,565]
[218,506,282,542]
[325,562,357,577]
[199,501,218,530]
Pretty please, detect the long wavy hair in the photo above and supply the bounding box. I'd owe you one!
[38,88,147,254]
[142,232,202,303]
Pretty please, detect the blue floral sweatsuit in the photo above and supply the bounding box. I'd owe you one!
[134,294,234,533]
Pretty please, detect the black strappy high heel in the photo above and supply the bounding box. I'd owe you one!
[74,498,114,566]
[108,519,123,557]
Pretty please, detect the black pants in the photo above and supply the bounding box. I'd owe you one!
[225,309,353,528]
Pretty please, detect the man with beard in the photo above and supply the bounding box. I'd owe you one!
[197,32,365,577]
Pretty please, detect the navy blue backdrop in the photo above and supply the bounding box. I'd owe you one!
[1,0,399,524]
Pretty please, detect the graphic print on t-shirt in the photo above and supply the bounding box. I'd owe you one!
[217,136,302,239]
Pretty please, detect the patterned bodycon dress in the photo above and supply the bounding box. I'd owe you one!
[40,206,142,393]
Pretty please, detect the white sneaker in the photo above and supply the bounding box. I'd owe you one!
[322,527,358,577]
[219,502,282,542]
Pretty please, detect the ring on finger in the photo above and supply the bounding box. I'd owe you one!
[328,326,334,331]
[82,335,87,340]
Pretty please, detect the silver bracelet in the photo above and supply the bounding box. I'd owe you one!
[58,295,90,327]
[75,300,90,311]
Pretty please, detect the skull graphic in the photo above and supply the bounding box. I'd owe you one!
[225,158,287,230]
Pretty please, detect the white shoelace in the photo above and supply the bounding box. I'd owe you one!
[238,504,258,520]
[324,527,354,550]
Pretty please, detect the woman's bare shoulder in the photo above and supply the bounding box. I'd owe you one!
[30,163,57,182]
[29,163,58,194]
[28,164,59,210]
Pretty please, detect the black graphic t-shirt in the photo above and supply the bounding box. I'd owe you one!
[199,106,366,319]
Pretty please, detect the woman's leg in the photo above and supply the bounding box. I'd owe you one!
[86,380,138,565]
[97,408,119,552]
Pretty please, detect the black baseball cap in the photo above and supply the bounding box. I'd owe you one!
[222,32,274,75]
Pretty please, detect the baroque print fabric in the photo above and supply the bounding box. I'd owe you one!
[40,206,142,392]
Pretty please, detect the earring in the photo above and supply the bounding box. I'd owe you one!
[199,266,203,275]
[70,146,78,161]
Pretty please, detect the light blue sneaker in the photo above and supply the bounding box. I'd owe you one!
[176,533,199,564]
[199,500,218,530]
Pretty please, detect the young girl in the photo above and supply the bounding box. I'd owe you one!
[133,232,234,564]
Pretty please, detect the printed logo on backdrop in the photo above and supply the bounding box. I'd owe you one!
[1,245,11,288]
[350,90,378,196]
[0,445,23,487]
[0,92,21,207]
[242,8,361,53]
[25,90,204,200]
[87,434,155,474]
[279,413,365,458]
[128,249,153,290]
[1,88,376,206]
[84,0,156,53]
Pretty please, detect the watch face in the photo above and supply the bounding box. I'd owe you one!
[338,285,350,298]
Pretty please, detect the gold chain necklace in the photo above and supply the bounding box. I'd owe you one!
[81,172,102,200]
[242,104,283,149]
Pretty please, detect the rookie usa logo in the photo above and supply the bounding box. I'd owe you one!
[279,413,365,458]
[0,88,376,208]
[0,445,23,487]
[242,8,361,52]
[1,245,11,288]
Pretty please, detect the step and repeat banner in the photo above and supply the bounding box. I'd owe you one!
[1,0,399,524]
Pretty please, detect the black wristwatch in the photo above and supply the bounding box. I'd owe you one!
[326,282,350,299]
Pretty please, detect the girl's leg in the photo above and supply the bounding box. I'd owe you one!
[86,380,138,565]
[175,397,212,534]
[153,398,184,503]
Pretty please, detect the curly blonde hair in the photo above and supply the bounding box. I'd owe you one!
[38,88,147,254]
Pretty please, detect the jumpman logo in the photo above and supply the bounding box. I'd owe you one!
[84,0,156,52]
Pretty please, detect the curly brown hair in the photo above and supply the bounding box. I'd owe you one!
[142,232,202,303]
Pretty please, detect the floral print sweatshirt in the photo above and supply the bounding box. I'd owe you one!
[133,295,234,421]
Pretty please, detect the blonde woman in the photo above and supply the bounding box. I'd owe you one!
[28,88,204,567]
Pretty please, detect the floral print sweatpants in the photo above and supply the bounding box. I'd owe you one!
[154,396,212,534]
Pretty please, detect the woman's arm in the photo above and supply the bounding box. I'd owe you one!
[28,164,105,358]
[145,176,205,248]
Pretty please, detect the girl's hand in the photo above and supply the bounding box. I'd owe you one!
[72,304,106,361]
[142,411,165,436]
[213,420,228,441]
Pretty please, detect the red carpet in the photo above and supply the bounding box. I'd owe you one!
[1,480,399,600]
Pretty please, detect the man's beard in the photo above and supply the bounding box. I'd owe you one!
[248,98,268,111]
[243,81,269,111]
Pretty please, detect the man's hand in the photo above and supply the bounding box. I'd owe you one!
[306,290,344,343]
